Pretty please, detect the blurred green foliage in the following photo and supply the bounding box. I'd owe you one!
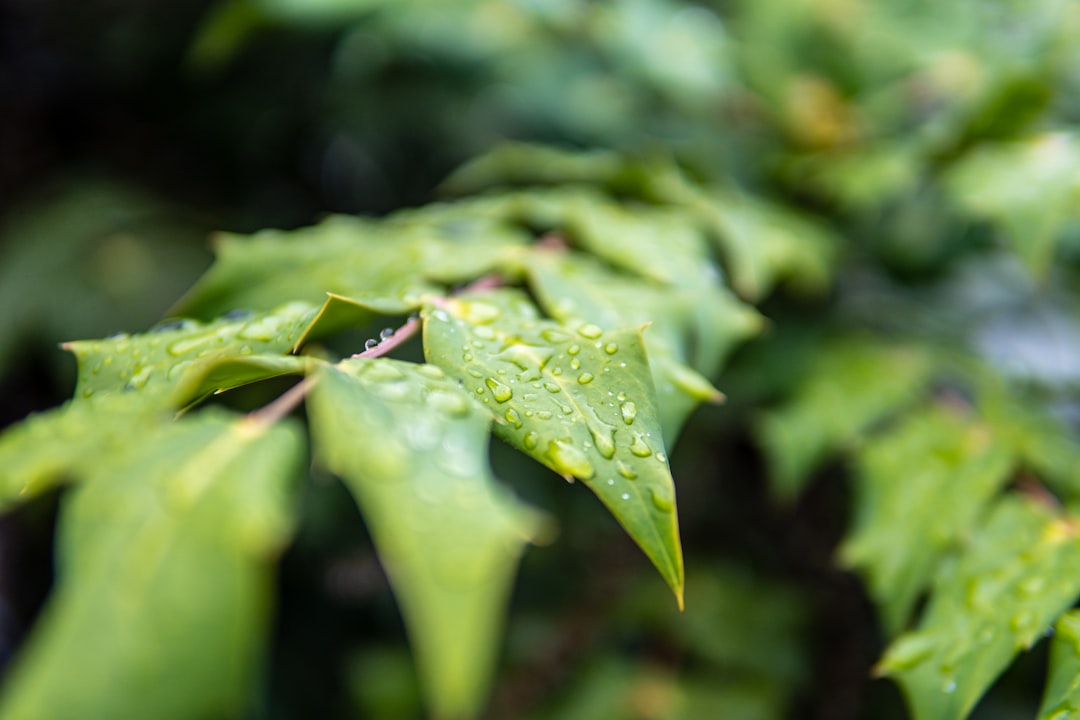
[4,0,1080,718]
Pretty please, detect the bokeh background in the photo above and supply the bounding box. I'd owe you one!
[3,1,1080,718]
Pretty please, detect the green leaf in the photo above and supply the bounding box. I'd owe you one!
[842,404,1015,634]
[422,289,685,606]
[1039,610,1080,719]
[0,410,302,720]
[693,190,839,301]
[756,337,934,500]
[307,358,545,719]
[64,302,316,405]
[172,211,527,319]
[525,248,760,440]
[944,133,1080,277]
[0,395,163,508]
[879,496,1080,720]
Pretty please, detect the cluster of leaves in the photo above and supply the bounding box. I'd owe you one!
[0,147,808,718]
[7,0,1080,718]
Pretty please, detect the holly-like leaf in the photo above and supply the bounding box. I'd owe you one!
[1039,610,1080,719]
[944,133,1080,277]
[756,337,935,500]
[64,302,317,405]
[0,410,302,720]
[308,359,545,719]
[524,248,759,439]
[173,210,527,319]
[879,496,1080,720]
[422,289,685,606]
[0,395,163,508]
[842,404,1015,634]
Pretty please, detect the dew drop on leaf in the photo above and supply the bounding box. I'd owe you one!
[426,390,470,417]
[544,382,561,393]
[568,344,581,356]
[650,487,675,512]
[485,377,513,402]
[619,401,637,425]
[541,328,571,343]
[536,410,553,420]
[589,426,616,459]
[578,323,603,339]
[630,433,652,457]
[577,372,594,384]
[523,431,538,450]
[548,439,595,479]
[604,343,619,355]
[505,408,523,428]
[616,461,637,480]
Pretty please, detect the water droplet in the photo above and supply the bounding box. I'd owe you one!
[621,492,630,501]
[523,393,538,402]
[475,387,485,395]
[604,343,618,354]
[379,327,395,340]
[544,382,561,393]
[619,401,637,425]
[650,487,674,512]
[655,452,667,463]
[578,372,594,384]
[505,408,523,428]
[541,328,571,344]
[417,364,444,379]
[427,390,470,417]
[548,439,594,479]
[238,315,283,341]
[82,388,94,398]
[126,366,154,390]
[365,339,378,351]
[578,323,603,339]
[630,433,652,457]
[942,678,957,694]
[570,358,581,370]
[1010,610,1034,633]
[430,309,449,322]
[607,478,615,486]
[590,426,615,458]
[536,410,553,420]
[462,301,500,324]
[239,345,253,355]
[467,368,484,378]
[616,461,637,480]
[617,392,627,401]
[474,325,495,340]
[462,351,474,362]
[558,403,573,415]
[485,378,513,403]
[551,367,563,376]
[523,432,538,450]
[152,319,188,333]
[568,344,581,356]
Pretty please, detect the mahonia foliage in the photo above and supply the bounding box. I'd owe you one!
[4,142,1080,720]
[0,147,774,720]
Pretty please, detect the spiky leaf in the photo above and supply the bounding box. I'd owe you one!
[308,358,545,719]
[879,496,1080,720]
[0,411,302,720]
[842,404,1015,633]
[422,289,684,606]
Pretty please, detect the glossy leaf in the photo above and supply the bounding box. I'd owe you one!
[64,302,316,405]
[879,496,1080,720]
[422,289,685,606]
[756,337,935,500]
[173,211,527,319]
[308,359,545,719]
[842,404,1015,634]
[0,411,302,720]
[1039,610,1080,720]
[525,248,759,439]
